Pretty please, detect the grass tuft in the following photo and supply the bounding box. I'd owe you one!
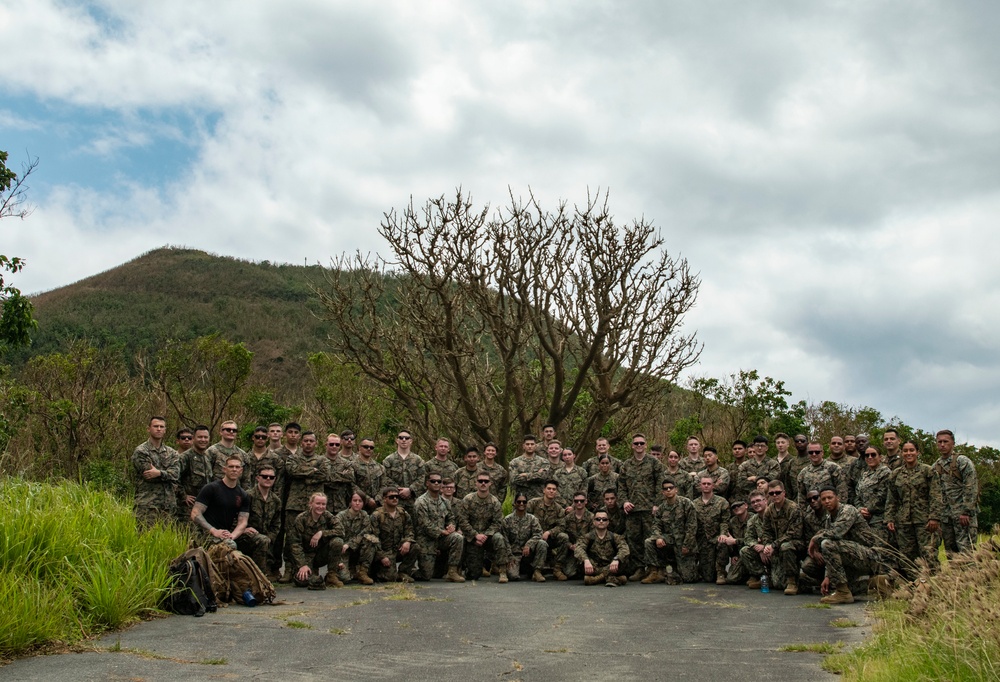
[781,642,843,654]
[829,618,860,628]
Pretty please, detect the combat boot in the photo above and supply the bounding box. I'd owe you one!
[325,572,344,588]
[398,573,415,584]
[446,566,466,583]
[584,570,608,586]
[532,569,546,582]
[747,577,762,589]
[553,565,569,581]
[819,583,854,604]
[278,571,294,584]
[356,566,374,585]
[507,561,521,582]
[629,567,649,582]
[784,578,798,596]
[641,568,664,584]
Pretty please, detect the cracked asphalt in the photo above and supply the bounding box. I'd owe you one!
[2,580,871,681]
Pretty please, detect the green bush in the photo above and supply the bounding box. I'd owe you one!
[0,478,188,657]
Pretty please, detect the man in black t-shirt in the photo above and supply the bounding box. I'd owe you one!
[192,455,249,547]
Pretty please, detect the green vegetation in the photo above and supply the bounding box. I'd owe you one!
[780,642,844,654]
[824,536,1000,681]
[0,479,188,658]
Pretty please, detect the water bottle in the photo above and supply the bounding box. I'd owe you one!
[760,574,769,593]
[242,589,258,607]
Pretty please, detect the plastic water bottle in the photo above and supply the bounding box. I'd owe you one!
[242,589,257,607]
[760,574,769,593]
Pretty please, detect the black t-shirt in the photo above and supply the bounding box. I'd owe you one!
[196,479,248,531]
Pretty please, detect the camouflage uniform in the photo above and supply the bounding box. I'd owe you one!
[801,506,826,544]
[696,465,731,500]
[643,496,698,582]
[283,450,329,572]
[735,458,780,502]
[678,455,705,477]
[662,468,694,500]
[382,453,427,513]
[508,454,550,501]
[208,442,251,488]
[370,506,419,581]
[501,512,548,575]
[323,455,357,514]
[289,510,345,587]
[456,492,510,577]
[584,455,622,476]
[886,463,943,577]
[853,464,892,545]
[336,508,378,577]
[727,459,747,496]
[237,487,282,573]
[718,511,749,583]
[829,454,861,504]
[425,458,458,485]
[760,500,803,589]
[603,504,628,536]
[801,504,881,592]
[526,497,569,568]
[586,471,619,511]
[478,462,509,502]
[563,509,594,578]
[618,455,665,572]
[575,530,630,583]
[176,447,214,524]
[797,461,847,504]
[739,512,771,583]
[413,492,463,579]
[352,458,385,508]
[775,456,796,501]
[553,467,589,505]
[787,455,811,501]
[131,439,180,526]
[453,466,480,500]
[931,453,978,554]
[247,449,287,497]
[693,495,730,582]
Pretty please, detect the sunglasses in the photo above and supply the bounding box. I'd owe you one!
[514,499,527,505]
[632,441,646,446]
[360,445,375,450]
[397,435,412,440]
[385,494,399,500]
[178,435,193,441]
[428,479,442,484]
[253,434,267,439]
[258,474,275,480]
[806,495,819,502]
[477,480,491,484]
[807,450,823,455]
[594,518,609,522]
[573,499,586,503]
[222,428,237,433]
[768,491,784,496]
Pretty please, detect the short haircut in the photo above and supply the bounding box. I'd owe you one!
[301,431,316,439]
[650,444,664,453]
[749,492,766,502]
[253,426,267,434]
[523,434,537,443]
[774,432,790,441]
[819,486,838,497]
[704,446,717,455]
[884,427,899,437]
[176,428,193,438]
[225,455,243,466]
[753,435,768,444]
[732,440,747,448]
[268,422,282,429]
[258,466,276,476]
[544,479,559,488]
[381,486,400,498]
[766,480,784,491]
[936,429,955,440]
[149,416,166,425]
[194,424,211,434]
[285,422,302,432]
[465,445,480,455]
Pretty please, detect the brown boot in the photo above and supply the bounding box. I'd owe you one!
[532,569,546,583]
[553,566,569,581]
[584,570,608,586]
[325,572,344,588]
[819,583,854,604]
[629,567,648,582]
[784,578,798,596]
[498,570,508,584]
[616,575,628,586]
[398,573,415,584]
[747,577,762,589]
[482,567,491,578]
[446,566,466,583]
[356,566,374,586]
[715,575,727,585]
[641,568,664,584]
[507,561,521,582]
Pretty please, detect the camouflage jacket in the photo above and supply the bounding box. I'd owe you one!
[370,507,415,557]
[352,459,385,505]
[829,455,861,503]
[382,452,427,503]
[456,493,503,537]
[526,497,567,534]
[208,442,250,488]
[736,458,781,500]
[289,510,344,568]
[246,449,287,496]
[725,512,749,550]
[478,462,509,500]
[797,461,847,503]
[586,471,619,510]
[618,455,665,512]
[931,455,978,520]
[553,467,589,504]
[425,458,458,483]
[564,509,594,544]
[324,455,357,512]
[574,530,629,566]
[453,467,480,500]
[649,496,698,551]
[696,465,731,499]
[693,495,730,542]
[800,507,826,542]
[246,487,282,540]
[814,503,876,546]
[853,464,891,522]
[413,492,456,540]
[886,463,944,525]
[761,500,802,548]
[662,468,694,499]
[508,454,550,500]
[678,455,705,475]
[336,508,374,547]
[131,439,180,514]
[178,447,214,499]
[743,513,766,547]
[501,512,543,550]
[285,450,329,512]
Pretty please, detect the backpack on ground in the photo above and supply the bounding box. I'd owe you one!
[165,553,218,617]
[207,542,276,605]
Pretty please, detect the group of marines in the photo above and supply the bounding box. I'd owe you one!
[132,419,979,602]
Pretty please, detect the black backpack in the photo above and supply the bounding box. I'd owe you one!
[165,555,219,617]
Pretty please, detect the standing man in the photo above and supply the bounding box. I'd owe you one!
[554,447,588,507]
[828,435,860,504]
[353,437,385,510]
[736,436,780,502]
[509,434,549,501]
[382,430,426,513]
[931,430,978,556]
[696,447,730,499]
[339,429,357,461]
[478,443,508,500]
[239,464,282,578]
[773,433,798,501]
[544,440,564,475]
[323,432,356,514]
[693,475,730,584]
[882,428,903,470]
[618,433,665,582]
[413,474,465,582]
[132,416,180,526]
[176,424,213,525]
[541,424,558,452]
[797,441,848,503]
[426,437,459,482]
[191,455,249,547]
[678,436,705,477]
[728,441,749,493]
[453,446,481,500]
[208,420,250,487]
[248,425,285,495]
[585,437,622,475]
[266,423,284,452]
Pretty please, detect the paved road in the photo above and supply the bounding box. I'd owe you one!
[2,580,870,681]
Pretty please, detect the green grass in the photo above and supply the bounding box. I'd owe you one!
[830,618,860,628]
[285,620,311,629]
[0,478,188,658]
[781,642,843,654]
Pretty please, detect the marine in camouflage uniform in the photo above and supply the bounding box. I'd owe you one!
[797,459,847,505]
[553,464,589,508]
[759,485,802,590]
[854,461,892,546]
[176,435,214,524]
[575,526,630,586]
[382,451,427,514]
[643,484,698,584]
[425,457,459,486]
[692,481,730,583]
[501,503,548,579]
[456,485,510,580]
[336,503,378,583]
[508,450,550,502]
[370,489,419,582]
[527,489,570,575]
[478,460,508,502]
[353,455,385,510]
[739,501,771,586]
[289,500,345,588]
[735,456,780,502]
[800,492,883,601]
[324,449,357,514]
[131,420,181,526]
[283,438,329,577]
[453,464,481,500]
[413,482,465,581]
[618,439,664,577]
[662,466,694,500]
[207,429,251,488]
[238,480,283,575]
[886,459,943,578]
[696,464,731,501]
[562,498,594,579]
[717,501,749,583]
[829,453,861,505]
[931,432,978,555]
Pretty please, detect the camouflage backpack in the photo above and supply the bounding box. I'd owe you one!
[165,547,220,617]
[207,543,276,605]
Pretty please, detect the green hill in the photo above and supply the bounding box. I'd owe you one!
[17,247,336,390]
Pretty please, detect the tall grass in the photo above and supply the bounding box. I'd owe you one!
[0,478,188,658]
[824,532,1000,681]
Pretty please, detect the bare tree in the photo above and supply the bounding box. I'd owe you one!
[315,188,701,462]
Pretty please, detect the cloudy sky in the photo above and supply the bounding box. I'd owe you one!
[2,1,998,446]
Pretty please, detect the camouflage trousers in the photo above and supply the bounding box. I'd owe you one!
[236,532,273,573]
[513,539,549,575]
[543,531,570,569]
[135,504,178,529]
[738,545,790,588]
[463,533,511,579]
[342,534,379,576]
[293,536,345,587]
[282,510,304,576]
[624,511,654,573]
[895,523,939,579]
[643,538,698,583]
[802,539,879,587]
[941,517,977,556]
[415,532,464,580]
[696,540,720,582]
[715,543,746,584]
[372,543,421,581]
